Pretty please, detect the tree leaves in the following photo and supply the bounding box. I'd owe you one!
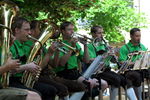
[12,0,147,43]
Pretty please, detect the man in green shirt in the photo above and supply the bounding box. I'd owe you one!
[54,21,89,80]
[0,33,41,100]
[10,17,57,100]
[0,52,41,100]
[87,25,124,100]
[119,28,147,100]
[52,22,100,100]
[87,26,142,100]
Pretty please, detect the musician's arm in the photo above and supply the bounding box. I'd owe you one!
[51,50,60,68]
[40,53,52,69]
[83,44,90,63]
[59,50,73,66]
[0,58,20,74]
[119,47,128,62]
[118,46,130,68]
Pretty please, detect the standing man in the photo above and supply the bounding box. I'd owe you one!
[119,28,147,100]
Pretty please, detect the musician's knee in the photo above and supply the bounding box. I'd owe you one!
[101,79,108,90]
[57,85,69,97]
[26,90,42,100]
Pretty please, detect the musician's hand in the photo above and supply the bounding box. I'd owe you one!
[77,77,99,89]
[70,38,78,47]
[4,57,20,71]
[25,62,40,73]
[79,35,87,45]
[89,58,95,63]
[87,78,99,89]
[129,62,135,66]
[48,42,57,54]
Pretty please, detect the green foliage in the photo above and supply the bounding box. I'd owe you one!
[12,0,148,43]
[83,0,147,42]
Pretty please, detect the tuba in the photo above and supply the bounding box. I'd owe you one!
[21,22,55,88]
[0,0,18,88]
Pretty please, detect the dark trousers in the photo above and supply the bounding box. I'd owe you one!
[9,77,57,100]
[94,70,121,88]
[56,69,87,92]
[124,70,142,87]
[39,75,86,94]
[57,68,81,80]
[39,75,69,97]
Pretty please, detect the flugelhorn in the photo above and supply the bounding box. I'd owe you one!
[51,39,80,56]
[0,0,19,88]
[71,33,93,43]
[71,33,103,47]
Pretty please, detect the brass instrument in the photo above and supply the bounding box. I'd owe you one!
[72,33,93,43]
[52,39,79,56]
[71,33,103,48]
[21,24,54,88]
[0,0,18,88]
[50,39,79,56]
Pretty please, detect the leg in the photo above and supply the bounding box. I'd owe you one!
[26,90,42,100]
[39,75,69,98]
[110,85,118,100]
[134,86,142,100]
[54,76,86,92]
[33,82,57,100]
[125,71,142,100]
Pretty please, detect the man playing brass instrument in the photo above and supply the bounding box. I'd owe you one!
[0,31,41,100]
[86,25,123,100]
[30,20,71,100]
[119,28,147,100]
[51,21,100,99]
[86,25,143,100]
[0,52,41,100]
[9,17,58,100]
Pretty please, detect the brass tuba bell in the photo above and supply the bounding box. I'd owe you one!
[0,0,19,88]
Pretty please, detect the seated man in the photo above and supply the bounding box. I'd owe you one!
[119,28,147,100]
[52,21,105,99]
[0,45,41,100]
[9,17,57,100]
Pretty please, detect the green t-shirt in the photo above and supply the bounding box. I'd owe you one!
[87,43,106,59]
[88,42,111,67]
[119,41,147,62]
[53,40,84,73]
[10,40,34,77]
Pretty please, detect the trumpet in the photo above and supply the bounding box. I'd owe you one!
[52,40,80,56]
[71,33,103,47]
[71,33,93,43]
